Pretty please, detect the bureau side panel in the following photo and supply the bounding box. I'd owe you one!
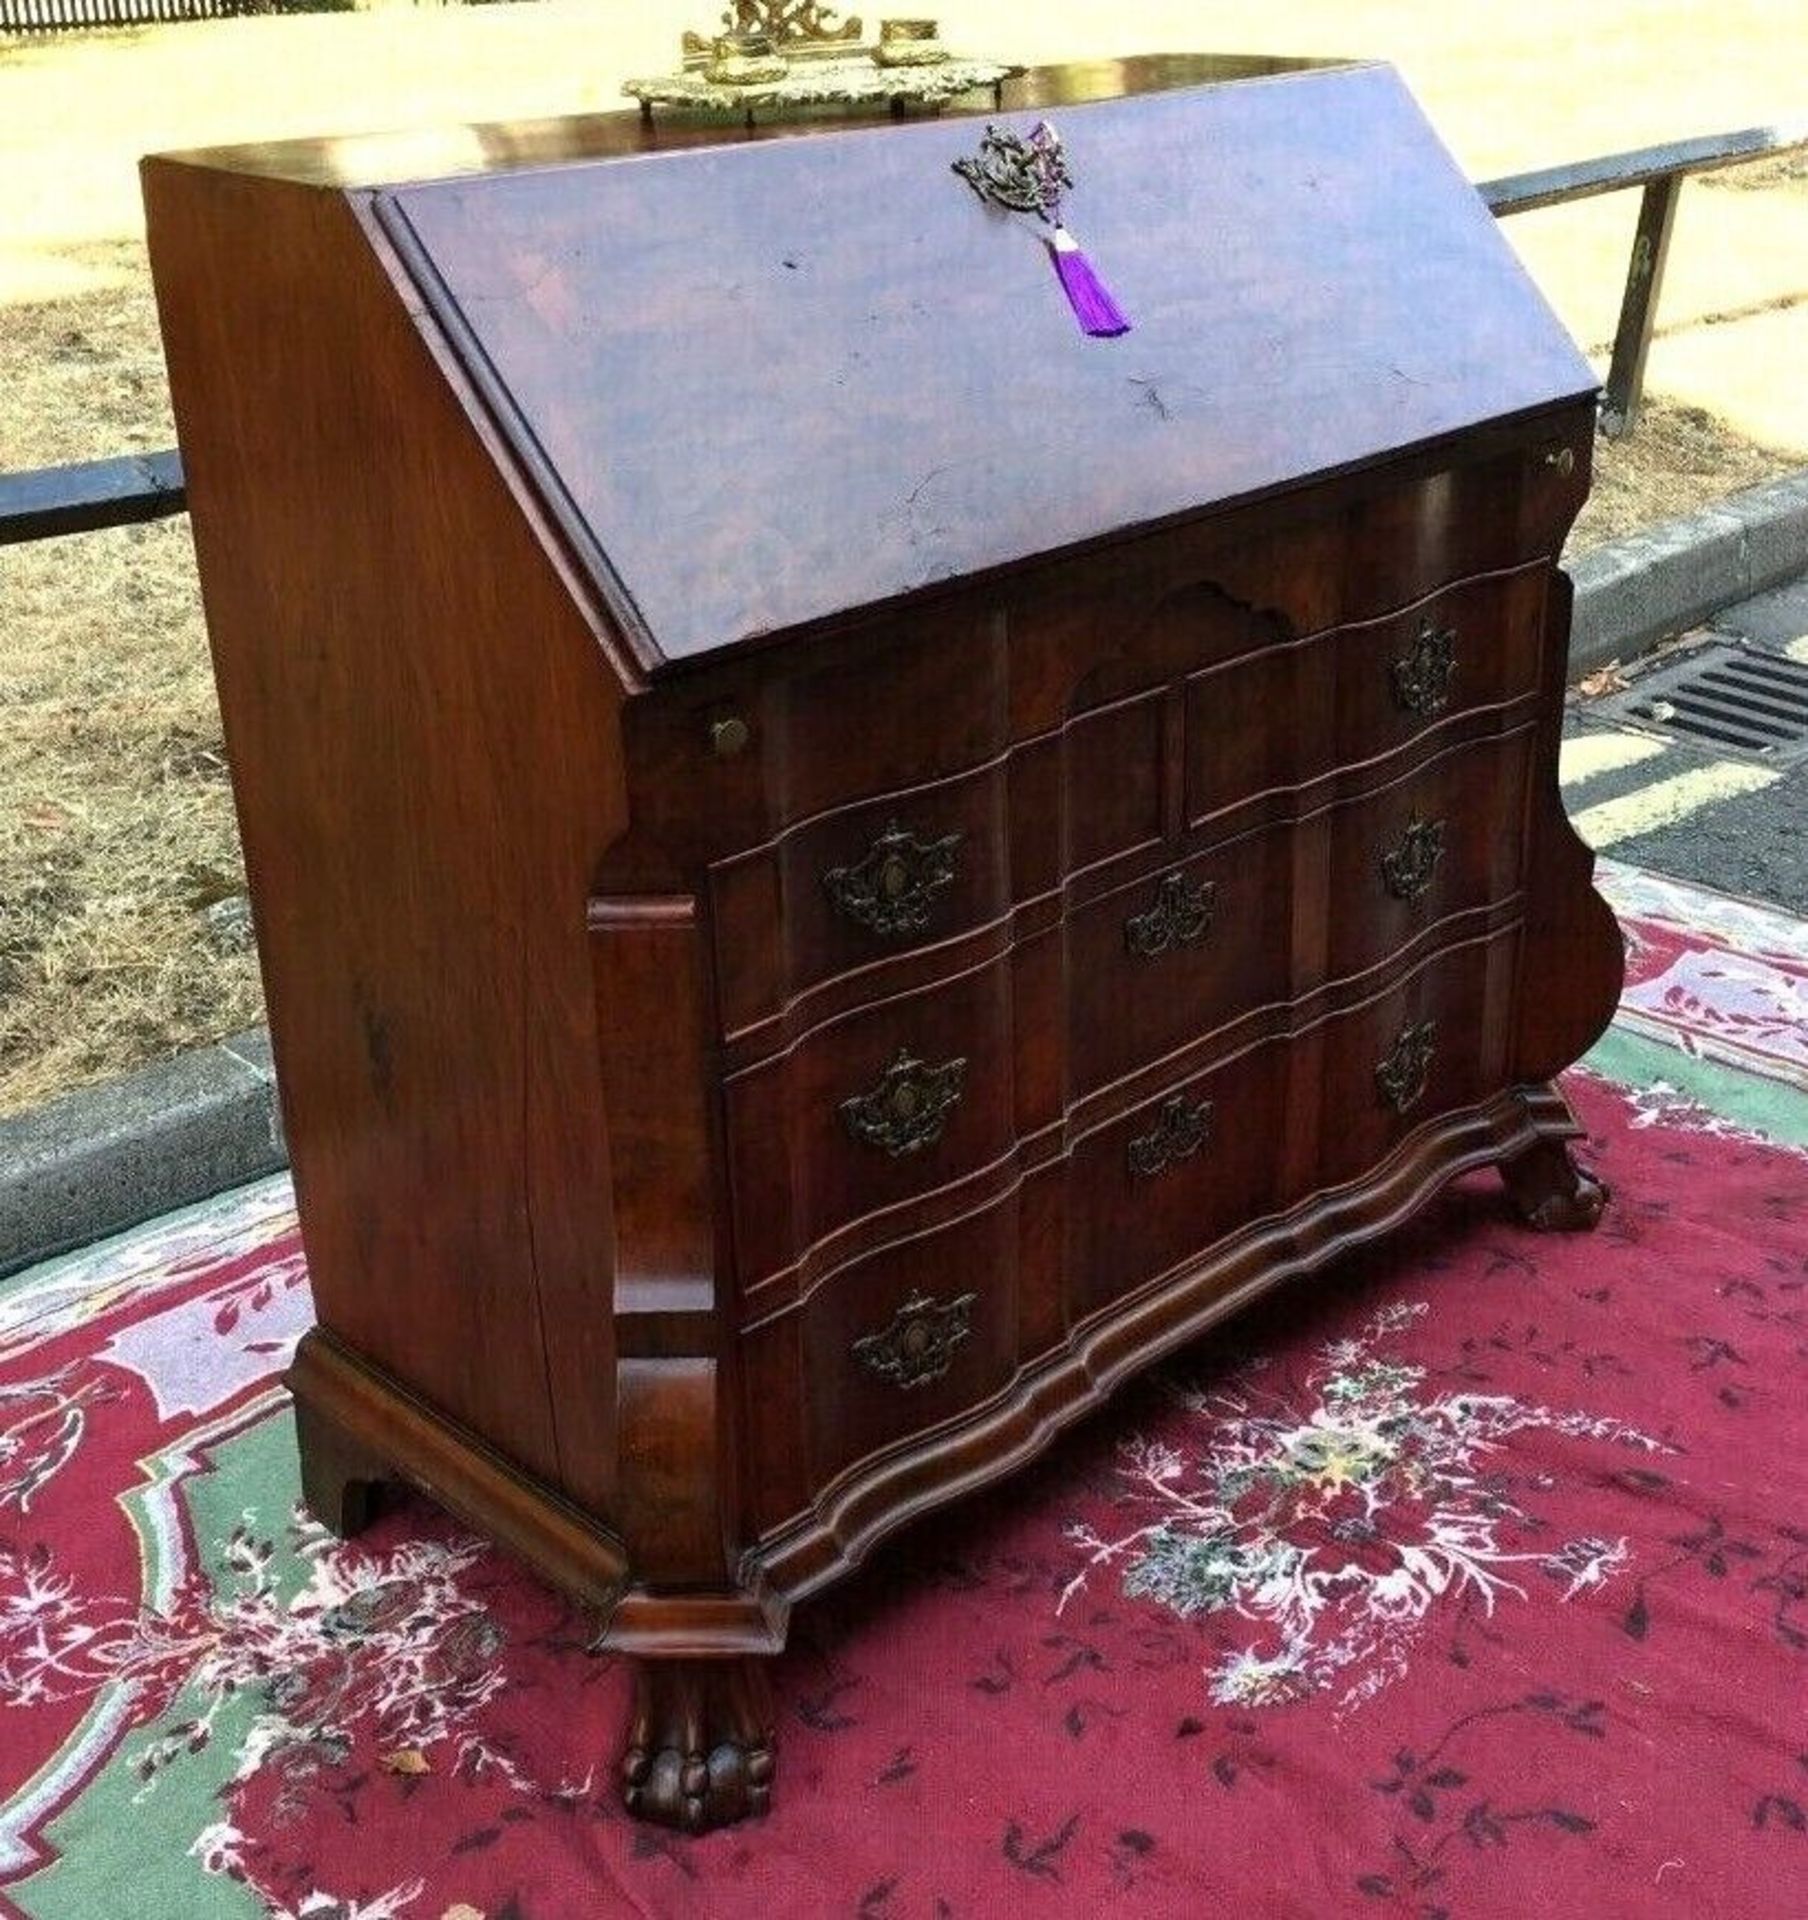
[143,161,630,1507]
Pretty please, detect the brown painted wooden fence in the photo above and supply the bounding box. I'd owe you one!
[1,0,258,30]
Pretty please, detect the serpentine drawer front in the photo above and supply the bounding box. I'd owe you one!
[150,56,1624,1837]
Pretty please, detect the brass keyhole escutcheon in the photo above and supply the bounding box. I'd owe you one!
[841,1048,967,1156]
[852,1289,978,1390]
[709,714,750,758]
[824,822,962,939]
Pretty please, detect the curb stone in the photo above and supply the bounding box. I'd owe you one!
[1569,466,1808,678]
[3,465,1805,1278]
[0,1029,285,1279]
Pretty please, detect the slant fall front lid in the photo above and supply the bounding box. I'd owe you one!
[378,64,1594,672]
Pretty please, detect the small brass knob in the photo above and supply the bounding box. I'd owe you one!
[1545,446,1576,477]
[709,715,750,758]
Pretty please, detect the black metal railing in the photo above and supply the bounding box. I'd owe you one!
[4,121,1806,547]
[1482,121,1808,438]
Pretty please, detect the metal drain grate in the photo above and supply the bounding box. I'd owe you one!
[1596,639,1808,762]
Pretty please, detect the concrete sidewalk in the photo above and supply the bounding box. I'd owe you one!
[5,466,1808,1279]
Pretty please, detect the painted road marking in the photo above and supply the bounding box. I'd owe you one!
[1570,758,1782,849]
[1558,729,1669,791]
[1787,635,1808,665]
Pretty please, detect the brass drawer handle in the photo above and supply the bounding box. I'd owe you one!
[1124,869,1217,957]
[1380,817,1446,901]
[1391,620,1457,718]
[824,820,961,939]
[1376,1018,1437,1114]
[1127,1092,1214,1178]
[841,1047,966,1156]
[852,1289,977,1390]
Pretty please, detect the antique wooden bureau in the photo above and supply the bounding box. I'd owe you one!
[144,55,1623,1832]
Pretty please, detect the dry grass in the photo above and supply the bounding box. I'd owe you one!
[3,3,1808,1116]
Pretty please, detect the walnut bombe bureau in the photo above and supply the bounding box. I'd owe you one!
[144,55,1624,1832]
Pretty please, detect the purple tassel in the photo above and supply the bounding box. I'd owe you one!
[1048,225,1130,338]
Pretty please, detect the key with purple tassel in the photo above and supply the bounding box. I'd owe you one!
[952,119,1131,338]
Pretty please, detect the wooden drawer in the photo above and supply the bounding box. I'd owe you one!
[618,604,1011,870]
[1066,828,1294,1098]
[1183,564,1549,827]
[1066,921,1522,1320]
[1067,727,1533,1097]
[710,759,1010,1040]
[1322,725,1534,981]
[1315,922,1521,1192]
[740,1193,1022,1534]
[1067,1033,1290,1323]
[722,952,1017,1289]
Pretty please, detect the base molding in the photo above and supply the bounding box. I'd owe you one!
[288,1083,1598,1656]
[286,1328,631,1612]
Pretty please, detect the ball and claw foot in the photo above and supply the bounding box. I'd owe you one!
[1501,1137,1609,1233]
[620,1658,776,1832]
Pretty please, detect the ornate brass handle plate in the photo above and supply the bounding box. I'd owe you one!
[1127,1092,1214,1179]
[1124,870,1217,958]
[1380,818,1447,901]
[841,1047,966,1156]
[824,820,961,938]
[1375,1018,1437,1114]
[852,1289,977,1390]
[1390,621,1457,718]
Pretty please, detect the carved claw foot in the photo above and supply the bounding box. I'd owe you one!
[1501,1137,1608,1232]
[291,1395,393,1538]
[621,1657,776,1832]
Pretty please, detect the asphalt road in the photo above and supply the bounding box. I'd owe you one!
[1563,573,1808,914]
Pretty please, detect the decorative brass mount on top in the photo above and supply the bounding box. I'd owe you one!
[683,2,865,67]
[626,4,1014,120]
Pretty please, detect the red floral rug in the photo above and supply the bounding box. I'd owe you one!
[3,862,1806,1920]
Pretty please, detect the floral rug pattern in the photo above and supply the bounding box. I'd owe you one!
[3,863,1807,1919]
[1060,1301,1671,1711]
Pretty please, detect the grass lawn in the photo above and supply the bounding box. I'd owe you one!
[3,0,1808,1114]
